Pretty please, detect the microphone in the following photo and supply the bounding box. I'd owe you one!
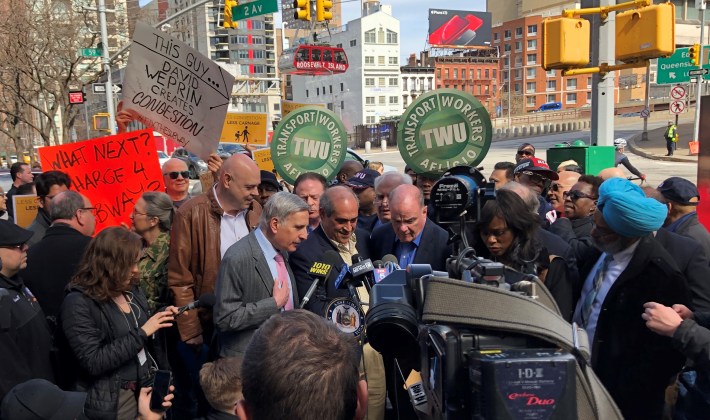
[350,254,375,290]
[382,254,400,273]
[176,293,216,316]
[300,250,340,309]
[373,260,388,283]
[333,263,352,290]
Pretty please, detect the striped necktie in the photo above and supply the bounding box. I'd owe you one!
[581,253,613,327]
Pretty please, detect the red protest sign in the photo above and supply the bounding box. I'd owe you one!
[38,129,165,232]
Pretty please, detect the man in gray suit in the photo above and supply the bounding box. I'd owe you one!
[214,191,310,356]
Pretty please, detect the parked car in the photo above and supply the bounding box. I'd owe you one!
[171,148,208,179]
[157,151,170,168]
[217,142,250,160]
[346,148,397,173]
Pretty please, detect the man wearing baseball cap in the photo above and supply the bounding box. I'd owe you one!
[514,157,559,225]
[0,220,54,399]
[657,177,710,258]
[347,168,380,233]
[257,170,282,206]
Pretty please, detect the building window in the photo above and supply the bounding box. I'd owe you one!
[494,32,499,42]
[365,29,376,43]
[514,83,520,93]
[378,28,385,43]
[365,56,374,65]
[340,83,344,91]
[378,77,385,86]
[477,69,481,79]
[252,36,264,45]
[504,29,511,40]
[547,94,556,102]
[366,116,376,124]
[527,54,537,65]
[504,57,510,67]
[528,24,537,35]
[527,96,536,107]
[389,56,398,65]
[251,20,264,29]
[235,35,248,44]
[389,96,399,104]
[566,93,577,104]
[567,79,577,90]
[306,90,309,98]
[515,27,523,38]
[527,39,537,50]
[526,82,536,93]
[515,41,522,52]
[484,69,489,78]
[378,56,385,65]
[237,50,249,59]
[504,44,511,52]
[453,69,458,79]
[365,78,375,86]
[546,69,555,77]
[240,64,250,74]
[445,68,449,79]
[386,30,398,44]
[350,39,357,47]
[366,97,375,105]
[379,96,386,105]
[587,77,592,88]
[515,56,522,67]
[329,85,333,94]
[526,67,536,79]
[253,50,264,59]
[503,70,508,81]
[587,92,592,103]
[515,69,521,80]
[436,68,441,79]
[493,69,497,79]
[547,80,556,91]
[484,85,489,94]
[316,87,320,95]
[389,78,398,86]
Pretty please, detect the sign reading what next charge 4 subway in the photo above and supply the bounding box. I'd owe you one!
[398,89,492,173]
[271,106,347,184]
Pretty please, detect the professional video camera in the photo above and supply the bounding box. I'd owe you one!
[365,166,615,419]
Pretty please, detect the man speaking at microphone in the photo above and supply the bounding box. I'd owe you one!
[214,192,309,357]
[289,186,385,420]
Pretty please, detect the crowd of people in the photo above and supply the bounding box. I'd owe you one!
[1,137,710,420]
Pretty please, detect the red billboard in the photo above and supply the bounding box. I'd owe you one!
[428,9,492,48]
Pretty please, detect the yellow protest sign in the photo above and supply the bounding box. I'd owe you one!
[13,195,38,228]
[281,100,324,118]
[252,148,274,173]
[220,113,268,146]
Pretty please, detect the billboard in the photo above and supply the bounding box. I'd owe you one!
[428,9,492,48]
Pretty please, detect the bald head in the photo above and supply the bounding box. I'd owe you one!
[162,158,188,173]
[389,185,427,243]
[598,167,626,180]
[500,181,539,214]
[162,158,190,201]
[549,171,581,212]
[337,161,365,184]
[217,154,261,213]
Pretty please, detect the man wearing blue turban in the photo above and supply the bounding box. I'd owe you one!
[572,177,690,420]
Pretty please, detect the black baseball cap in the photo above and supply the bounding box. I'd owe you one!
[658,177,699,205]
[347,169,380,189]
[1,379,87,420]
[260,170,282,191]
[0,219,33,247]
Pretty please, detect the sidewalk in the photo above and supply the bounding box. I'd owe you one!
[628,122,698,163]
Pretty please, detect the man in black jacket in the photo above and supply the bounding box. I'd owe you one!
[0,219,54,400]
[26,171,71,247]
[657,177,710,259]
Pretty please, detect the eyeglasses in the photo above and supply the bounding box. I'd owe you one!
[517,150,534,156]
[132,209,149,217]
[164,171,190,180]
[563,190,597,201]
[1,243,28,251]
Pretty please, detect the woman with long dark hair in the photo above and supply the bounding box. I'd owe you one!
[474,189,573,320]
[60,227,177,419]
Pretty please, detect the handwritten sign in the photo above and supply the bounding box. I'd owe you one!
[252,148,274,172]
[38,130,165,232]
[13,195,38,228]
[122,22,235,161]
[281,100,324,118]
[219,112,268,146]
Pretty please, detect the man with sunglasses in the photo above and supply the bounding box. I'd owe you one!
[513,157,558,226]
[162,158,192,208]
[515,143,536,163]
[547,171,580,217]
[0,219,54,400]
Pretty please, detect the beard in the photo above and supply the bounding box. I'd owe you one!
[591,235,630,255]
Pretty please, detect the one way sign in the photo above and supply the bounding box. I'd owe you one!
[92,83,122,95]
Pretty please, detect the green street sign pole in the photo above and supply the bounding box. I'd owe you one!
[232,0,278,21]
[657,46,710,84]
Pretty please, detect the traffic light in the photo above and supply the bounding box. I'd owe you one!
[316,0,332,21]
[689,43,701,67]
[93,113,110,132]
[542,17,590,70]
[223,0,238,28]
[616,3,675,63]
[294,0,310,22]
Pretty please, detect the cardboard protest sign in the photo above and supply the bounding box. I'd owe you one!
[281,100,324,118]
[13,195,38,228]
[38,129,165,233]
[252,148,274,173]
[123,22,235,161]
[219,113,268,146]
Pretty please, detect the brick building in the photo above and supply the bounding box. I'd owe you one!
[433,52,501,118]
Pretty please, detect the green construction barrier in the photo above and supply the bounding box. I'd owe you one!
[546,141,615,176]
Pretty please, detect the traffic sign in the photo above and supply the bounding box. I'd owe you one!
[670,85,687,100]
[92,83,122,94]
[640,108,650,118]
[80,48,102,57]
[689,68,710,76]
[657,46,710,84]
[232,0,278,21]
[670,100,687,114]
[68,91,85,104]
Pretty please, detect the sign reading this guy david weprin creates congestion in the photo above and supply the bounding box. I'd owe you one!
[271,106,347,184]
[397,89,492,174]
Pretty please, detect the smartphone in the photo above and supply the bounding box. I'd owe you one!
[149,370,173,412]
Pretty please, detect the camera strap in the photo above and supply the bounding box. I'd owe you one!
[421,277,623,420]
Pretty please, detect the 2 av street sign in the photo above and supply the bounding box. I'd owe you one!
[657,46,710,84]
[232,0,278,21]
[92,83,123,94]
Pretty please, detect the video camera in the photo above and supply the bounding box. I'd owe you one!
[365,167,577,419]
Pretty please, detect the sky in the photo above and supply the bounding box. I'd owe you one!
[138,0,488,59]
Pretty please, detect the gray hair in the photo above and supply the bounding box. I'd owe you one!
[500,181,539,215]
[51,190,85,221]
[319,186,358,217]
[374,171,412,192]
[259,191,310,229]
[142,191,175,232]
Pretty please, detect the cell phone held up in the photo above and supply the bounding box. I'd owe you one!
[149,370,173,412]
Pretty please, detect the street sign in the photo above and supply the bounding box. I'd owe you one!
[640,108,650,118]
[689,68,710,76]
[80,48,102,57]
[232,0,278,21]
[657,46,710,84]
[92,83,122,94]
[670,100,687,114]
[68,91,85,104]
[670,85,687,100]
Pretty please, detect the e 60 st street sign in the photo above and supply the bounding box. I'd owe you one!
[657,46,710,84]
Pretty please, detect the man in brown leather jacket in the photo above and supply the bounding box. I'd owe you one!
[168,153,262,346]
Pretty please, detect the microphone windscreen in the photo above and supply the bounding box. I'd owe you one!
[197,292,217,308]
[382,254,399,266]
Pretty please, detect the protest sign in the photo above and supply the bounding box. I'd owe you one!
[122,22,235,161]
[13,195,38,228]
[397,89,492,174]
[252,148,274,172]
[219,112,268,146]
[39,129,165,232]
[281,100,324,118]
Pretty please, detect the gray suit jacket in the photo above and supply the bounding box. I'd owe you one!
[214,230,300,356]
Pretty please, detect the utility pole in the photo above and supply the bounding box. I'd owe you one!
[586,0,615,146]
[641,62,650,141]
[693,0,706,144]
[85,0,117,135]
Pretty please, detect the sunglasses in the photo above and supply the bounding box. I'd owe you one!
[517,150,534,156]
[563,190,597,201]
[165,171,190,180]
